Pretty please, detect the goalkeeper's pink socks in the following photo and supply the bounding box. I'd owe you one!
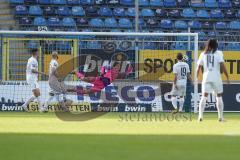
[75,71,84,79]
[126,66,133,74]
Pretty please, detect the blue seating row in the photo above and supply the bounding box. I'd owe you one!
[15,5,240,19]
[10,0,240,8]
[27,39,240,51]
[19,16,240,30]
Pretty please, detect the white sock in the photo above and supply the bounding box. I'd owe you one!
[171,96,178,109]
[44,96,54,108]
[216,97,224,120]
[22,95,36,107]
[179,97,184,112]
[199,96,207,119]
[36,96,43,109]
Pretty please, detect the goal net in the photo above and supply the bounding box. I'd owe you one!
[0,31,198,113]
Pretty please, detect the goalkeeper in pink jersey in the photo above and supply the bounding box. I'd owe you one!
[73,62,133,94]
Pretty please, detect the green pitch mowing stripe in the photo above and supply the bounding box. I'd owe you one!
[0,134,240,160]
[0,112,240,160]
[0,112,240,135]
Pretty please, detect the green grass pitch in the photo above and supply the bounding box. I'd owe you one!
[0,112,240,160]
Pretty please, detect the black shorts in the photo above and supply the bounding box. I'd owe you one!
[100,77,110,87]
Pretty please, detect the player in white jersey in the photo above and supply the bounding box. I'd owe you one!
[44,51,73,111]
[197,38,229,122]
[21,49,47,112]
[171,53,192,113]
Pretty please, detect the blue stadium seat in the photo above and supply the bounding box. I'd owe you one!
[208,31,216,37]
[67,0,80,4]
[143,42,157,49]
[72,6,85,16]
[104,18,118,28]
[33,17,47,26]
[141,9,154,17]
[188,20,201,29]
[215,21,228,29]
[218,0,231,8]
[57,6,71,16]
[67,28,77,32]
[43,6,55,15]
[98,7,113,17]
[223,31,232,36]
[39,0,51,4]
[25,0,38,3]
[236,10,240,18]
[225,9,235,18]
[113,8,125,17]
[139,0,149,6]
[177,0,189,7]
[95,0,105,5]
[126,8,135,17]
[15,5,28,15]
[168,9,180,18]
[174,42,187,50]
[210,9,224,19]
[182,8,195,18]
[197,10,210,19]
[202,21,213,29]
[52,0,67,4]
[218,43,225,50]
[191,0,204,7]
[29,6,43,16]
[10,0,24,4]
[80,0,94,5]
[110,29,121,32]
[146,18,158,27]
[87,41,101,49]
[160,19,173,29]
[47,17,61,26]
[62,17,76,27]
[28,41,38,49]
[19,17,32,25]
[232,0,240,8]
[76,18,88,25]
[119,18,132,28]
[176,31,188,41]
[175,20,187,29]
[120,0,134,6]
[134,18,146,27]
[86,6,98,16]
[197,31,207,41]
[163,0,177,7]
[229,21,240,30]
[227,43,240,51]
[56,41,71,50]
[107,0,119,4]
[205,0,218,8]
[150,0,163,6]
[155,9,167,17]
[89,18,104,27]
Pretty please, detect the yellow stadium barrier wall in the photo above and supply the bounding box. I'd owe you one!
[139,50,240,82]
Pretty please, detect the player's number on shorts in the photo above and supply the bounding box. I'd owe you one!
[181,67,187,77]
[207,55,214,70]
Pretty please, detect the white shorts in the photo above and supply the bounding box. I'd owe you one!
[28,81,39,91]
[202,82,223,94]
[171,85,186,97]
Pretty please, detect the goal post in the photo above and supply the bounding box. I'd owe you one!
[0,31,198,113]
